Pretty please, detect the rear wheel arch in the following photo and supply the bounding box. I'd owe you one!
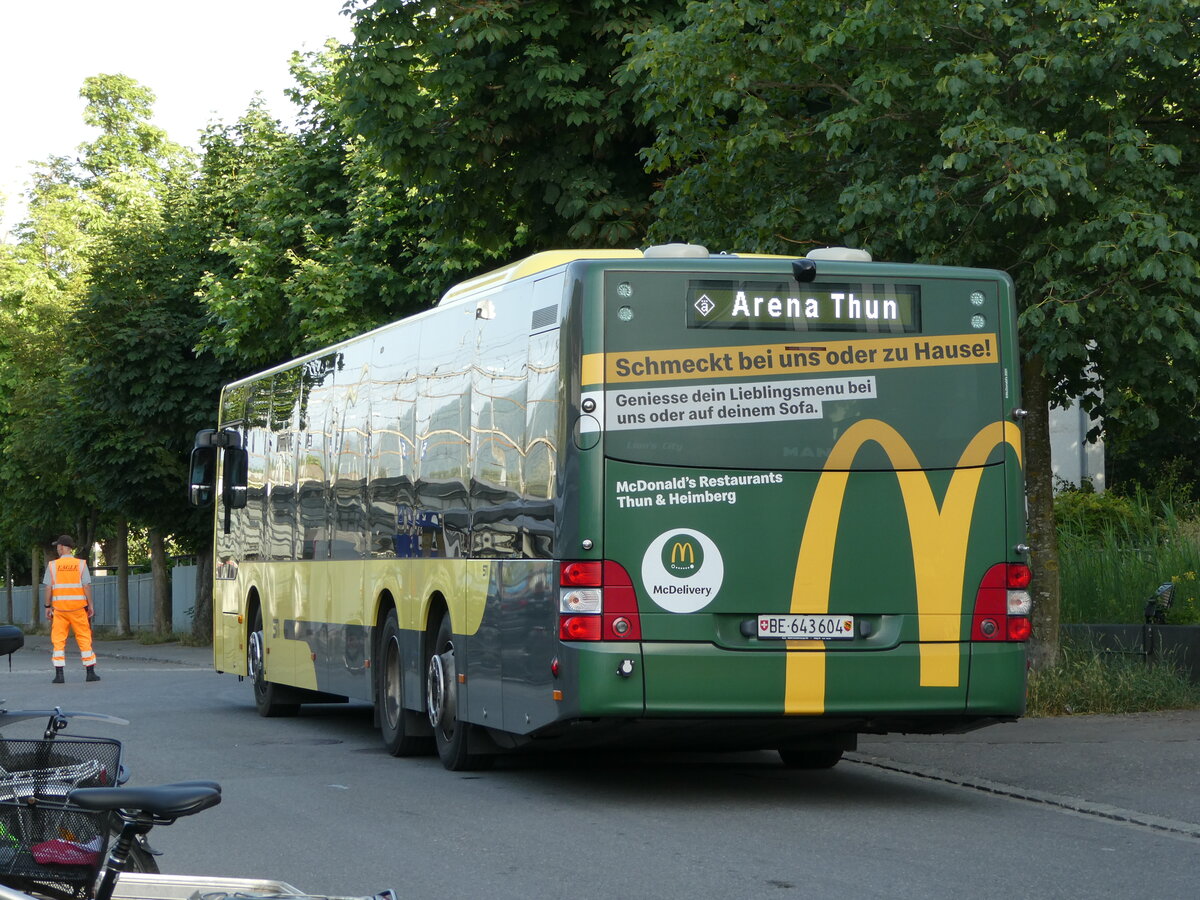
[375,589,434,755]
[423,592,448,661]
[248,593,299,718]
[371,590,397,723]
[245,588,261,643]
[243,587,261,678]
[426,603,494,770]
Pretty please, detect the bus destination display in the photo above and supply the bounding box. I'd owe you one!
[687,279,921,333]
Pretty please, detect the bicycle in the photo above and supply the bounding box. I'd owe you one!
[0,625,157,888]
[0,627,394,900]
[0,777,396,900]
[0,705,164,899]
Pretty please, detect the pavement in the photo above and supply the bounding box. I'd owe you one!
[18,632,215,670]
[855,711,1200,837]
[15,633,1200,837]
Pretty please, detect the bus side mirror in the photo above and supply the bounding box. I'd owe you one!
[188,446,217,508]
[224,446,249,510]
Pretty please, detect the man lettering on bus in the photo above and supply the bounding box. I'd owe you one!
[42,535,100,683]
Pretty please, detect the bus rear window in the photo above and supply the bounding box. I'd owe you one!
[686,279,921,334]
[597,268,1009,471]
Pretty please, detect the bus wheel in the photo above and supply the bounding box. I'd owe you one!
[426,613,493,771]
[778,747,844,769]
[379,609,433,757]
[249,608,299,718]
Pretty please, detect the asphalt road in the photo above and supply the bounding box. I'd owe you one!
[3,638,1197,899]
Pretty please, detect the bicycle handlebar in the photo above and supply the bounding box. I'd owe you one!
[0,708,130,729]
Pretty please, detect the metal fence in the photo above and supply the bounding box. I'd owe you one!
[1061,623,1200,683]
[2,565,198,633]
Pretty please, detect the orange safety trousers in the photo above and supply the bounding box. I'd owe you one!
[51,607,96,668]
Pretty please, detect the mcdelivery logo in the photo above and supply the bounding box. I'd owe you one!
[642,528,724,614]
[662,534,703,575]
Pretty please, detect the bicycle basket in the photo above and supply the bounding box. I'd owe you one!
[0,737,123,800]
[0,737,122,898]
[0,799,108,897]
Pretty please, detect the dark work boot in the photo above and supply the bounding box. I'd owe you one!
[85,666,100,682]
[52,667,65,684]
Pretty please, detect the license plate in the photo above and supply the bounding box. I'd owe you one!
[757,614,855,640]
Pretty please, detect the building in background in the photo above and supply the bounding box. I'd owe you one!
[1050,401,1105,491]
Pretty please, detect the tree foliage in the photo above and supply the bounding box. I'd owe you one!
[0,156,102,554]
[196,51,426,370]
[337,0,685,275]
[627,0,1200,411]
[4,1,1199,654]
[0,74,213,629]
[626,0,1200,663]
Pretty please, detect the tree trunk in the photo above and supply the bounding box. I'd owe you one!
[192,543,213,643]
[4,553,11,622]
[149,528,171,635]
[77,509,98,563]
[31,546,44,628]
[1023,355,1061,671]
[113,522,131,636]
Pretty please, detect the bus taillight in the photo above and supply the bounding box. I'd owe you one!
[558,560,642,642]
[972,563,1032,642]
[601,561,642,641]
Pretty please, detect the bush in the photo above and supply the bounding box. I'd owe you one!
[1027,645,1200,716]
[1054,483,1143,542]
[1056,478,1200,624]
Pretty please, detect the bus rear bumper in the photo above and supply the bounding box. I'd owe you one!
[633,640,1025,718]
[551,640,1023,752]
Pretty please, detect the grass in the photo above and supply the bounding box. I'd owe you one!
[1027,644,1200,716]
[127,629,210,647]
[1048,478,1200,715]
[1057,491,1200,625]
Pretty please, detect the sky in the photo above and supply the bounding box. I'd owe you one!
[0,0,356,239]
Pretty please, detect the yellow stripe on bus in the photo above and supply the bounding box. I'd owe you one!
[582,333,997,386]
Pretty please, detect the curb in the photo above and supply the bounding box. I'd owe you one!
[848,752,1200,840]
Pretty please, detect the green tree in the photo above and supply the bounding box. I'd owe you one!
[65,75,222,636]
[337,0,686,274]
[0,73,213,634]
[626,0,1200,666]
[197,52,426,370]
[0,157,103,583]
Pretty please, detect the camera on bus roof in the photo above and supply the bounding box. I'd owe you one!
[792,259,818,283]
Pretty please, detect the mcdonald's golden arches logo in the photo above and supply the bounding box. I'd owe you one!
[663,535,702,575]
[785,418,1023,714]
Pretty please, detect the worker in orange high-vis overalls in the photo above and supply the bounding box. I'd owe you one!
[42,535,99,683]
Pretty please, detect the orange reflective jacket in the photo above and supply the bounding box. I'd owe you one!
[48,557,88,609]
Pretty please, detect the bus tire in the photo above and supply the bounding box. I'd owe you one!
[778,747,844,769]
[378,609,433,757]
[250,607,299,718]
[427,612,493,771]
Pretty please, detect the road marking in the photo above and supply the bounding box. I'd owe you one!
[849,753,1200,841]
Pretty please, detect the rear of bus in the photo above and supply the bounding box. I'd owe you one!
[564,248,1029,751]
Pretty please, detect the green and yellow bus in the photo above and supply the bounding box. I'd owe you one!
[189,244,1031,770]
